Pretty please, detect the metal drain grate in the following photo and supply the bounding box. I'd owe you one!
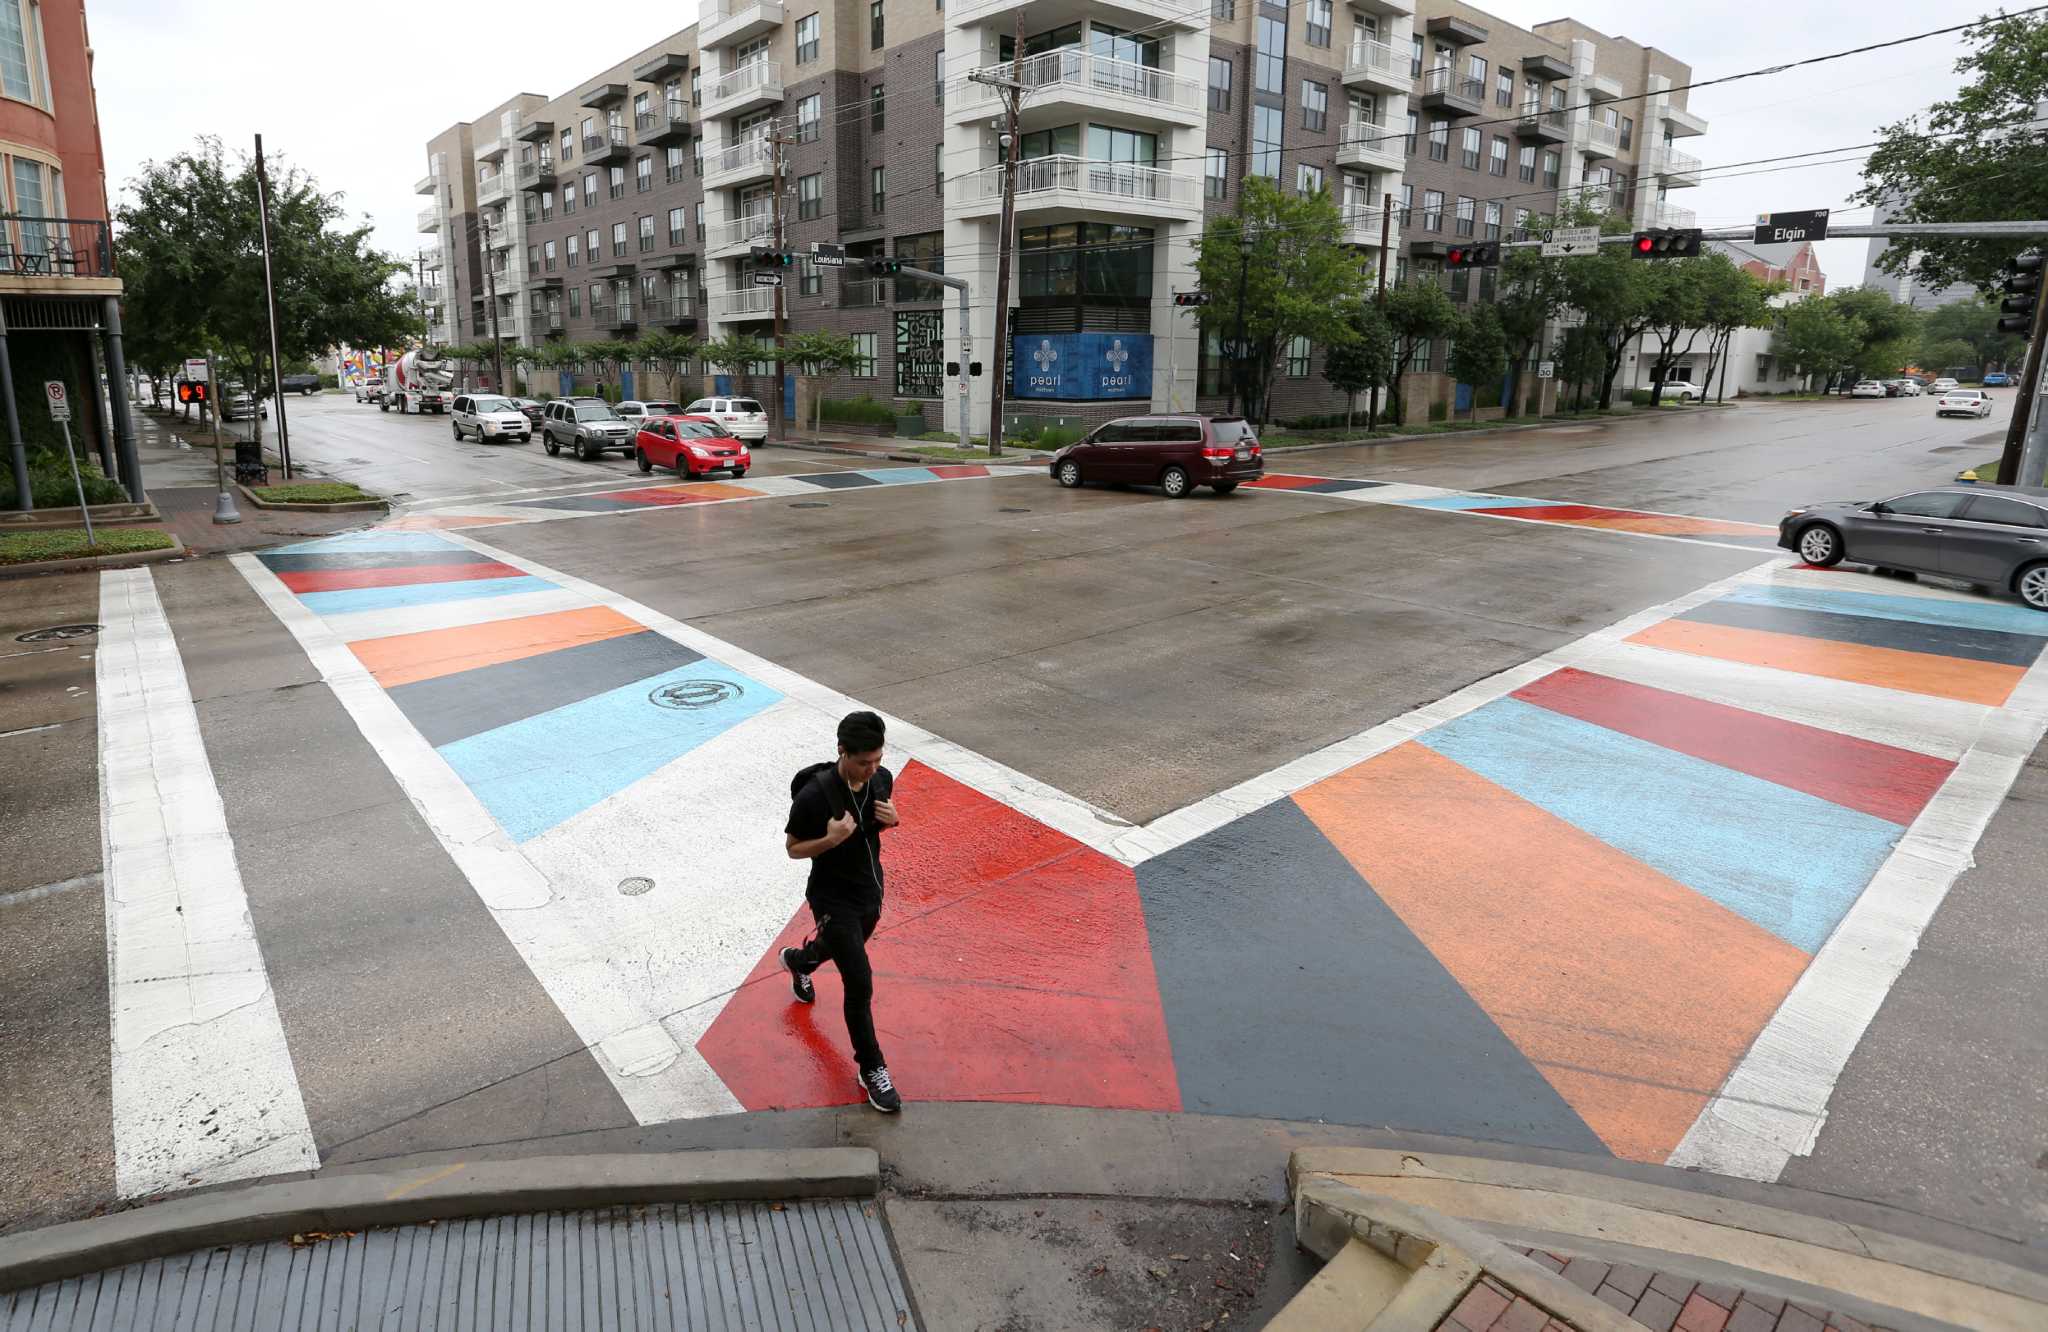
[790,501,830,509]
[15,624,100,643]
[618,876,654,896]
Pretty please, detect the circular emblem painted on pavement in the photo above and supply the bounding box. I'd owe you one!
[649,678,742,710]
[16,624,101,643]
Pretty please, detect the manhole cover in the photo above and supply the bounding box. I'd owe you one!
[650,678,742,710]
[998,507,1032,513]
[618,876,654,897]
[15,624,101,643]
[790,501,830,509]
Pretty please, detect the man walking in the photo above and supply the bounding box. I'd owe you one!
[781,710,902,1112]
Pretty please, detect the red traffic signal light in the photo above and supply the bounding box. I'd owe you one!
[1446,246,1466,266]
[1635,234,1656,255]
[1445,243,1498,269]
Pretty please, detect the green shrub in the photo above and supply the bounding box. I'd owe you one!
[1629,388,1654,406]
[1,447,129,510]
[1025,425,1083,449]
[1427,399,1449,423]
[820,395,897,426]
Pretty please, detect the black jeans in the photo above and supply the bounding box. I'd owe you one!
[792,902,884,1072]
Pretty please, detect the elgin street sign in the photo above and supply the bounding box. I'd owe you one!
[1755,209,1830,245]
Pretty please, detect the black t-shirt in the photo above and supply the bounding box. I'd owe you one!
[785,763,894,910]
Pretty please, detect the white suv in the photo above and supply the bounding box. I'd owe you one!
[354,376,384,403]
[451,393,533,444]
[683,397,769,442]
[617,400,684,425]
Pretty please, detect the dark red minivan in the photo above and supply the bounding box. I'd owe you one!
[1050,416,1264,498]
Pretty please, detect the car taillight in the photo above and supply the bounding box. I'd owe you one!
[1201,445,1233,460]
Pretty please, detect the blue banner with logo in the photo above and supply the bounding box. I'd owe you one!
[1011,333,1153,401]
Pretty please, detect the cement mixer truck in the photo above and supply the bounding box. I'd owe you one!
[381,346,454,415]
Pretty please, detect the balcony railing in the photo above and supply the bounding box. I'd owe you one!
[1338,207,1397,247]
[650,295,697,323]
[1421,67,1485,104]
[1585,119,1619,153]
[840,278,884,308]
[636,100,690,135]
[1517,101,1568,134]
[1655,145,1702,178]
[709,134,776,178]
[1337,118,1404,160]
[1344,38,1405,82]
[964,50,1203,115]
[952,155,1199,211]
[716,286,777,318]
[710,211,775,250]
[709,59,783,106]
[516,159,555,186]
[416,205,441,233]
[477,172,509,203]
[1654,202,1697,229]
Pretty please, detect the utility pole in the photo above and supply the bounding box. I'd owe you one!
[480,210,505,394]
[767,128,791,444]
[971,12,1026,457]
[1371,191,1391,429]
[1227,225,1255,418]
[252,134,292,479]
[1996,252,2047,486]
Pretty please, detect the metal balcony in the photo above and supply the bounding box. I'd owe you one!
[949,155,1201,223]
[1654,145,1702,187]
[476,172,510,206]
[704,59,784,117]
[1581,118,1619,158]
[517,159,556,191]
[700,0,784,48]
[415,173,438,196]
[584,126,631,165]
[1342,38,1410,94]
[708,210,776,259]
[0,216,116,281]
[715,286,777,319]
[650,296,699,327]
[1514,101,1569,144]
[1418,66,1484,117]
[580,82,629,110]
[1335,119,1405,173]
[1654,202,1697,230]
[1585,72,1624,101]
[596,301,637,331]
[1338,207,1400,253]
[638,100,693,145]
[516,119,554,144]
[957,50,1204,129]
[839,278,885,309]
[1662,102,1708,138]
[949,0,1201,32]
[417,205,441,234]
[705,134,776,190]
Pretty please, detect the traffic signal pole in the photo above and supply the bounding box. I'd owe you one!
[768,130,790,444]
[1996,252,2045,486]
[969,14,1026,458]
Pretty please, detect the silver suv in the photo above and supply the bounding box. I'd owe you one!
[542,398,633,460]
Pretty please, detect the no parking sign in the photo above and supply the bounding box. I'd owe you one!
[44,380,69,422]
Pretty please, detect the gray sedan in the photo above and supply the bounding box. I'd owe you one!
[1779,484,2048,610]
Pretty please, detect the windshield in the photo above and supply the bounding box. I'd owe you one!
[731,400,763,414]
[1210,419,1257,442]
[475,397,514,412]
[1950,390,1983,399]
[644,402,682,415]
[675,422,724,438]
[574,404,620,421]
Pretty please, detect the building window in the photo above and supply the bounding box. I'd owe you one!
[1422,189,1443,231]
[1488,136,1508,176]
[1296,164,1324,196]
[560,127,573,160]
[568,286,581,317]
[1286,336,1312,377]
[1405,110,1418,154]
[796,12,820,62]
[870,0,884,49]
[1518,144,1537,182]
[691,70,702,106]
[636,156,652,191]
[1620,116,1634,151]
[1480,268,1497,303]
[584,173,597,204]
[798,172,822,220]
[1454,196,1475,237]
[801,258,822,297]
[693,139,703,175]
[668,206,685,245]
[934,143,944,191]
[1302,80,1327,132]
[638,215,655,251]
[609,166,625,199]
[611,221,627,256]
[1205,147,1228,200]
[1305,0,1331,47]
[871,84,885,132]
[852,332,878,378]
[1465,53,1486,88]
[562,184,575,215]
[1542,150,1560,189]
[1484,201,1502,240]
[566,234,580,267]
[1496,69,1514,106]
[544,240,557,271]
[861,164,880,216]
[1208,56,1231,113]
[1449,267,1470,301]
[1252,105,1282,178]
[1255,17,1285,96]
[1460,127,1481,170]
[540,192,554,220]
[694,202,703,240]
[665,145,685,184]
[1398,182,1412,225]
[793,94,821,143]
[1428,118,1449,162]
[1512,206,1531,237]
[1410,34,1424,76]
[526,244,539,275]
[634,91,650,122]
[1407,337,1430,373]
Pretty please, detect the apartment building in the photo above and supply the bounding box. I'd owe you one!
[414,0,1704,429]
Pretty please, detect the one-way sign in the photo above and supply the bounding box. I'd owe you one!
[1755,209,1829,245]
[751,272,783,287]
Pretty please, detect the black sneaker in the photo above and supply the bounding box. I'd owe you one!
[857,1065,902,1114]
[780,947,814,1004]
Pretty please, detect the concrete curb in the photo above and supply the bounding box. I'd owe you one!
[236,484,386,512]
[0,501,161,528]
[0,536,186,580]
[0,1148,879,1294]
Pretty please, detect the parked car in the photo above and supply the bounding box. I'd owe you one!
[1780,484,2048,610]
[279,373,322,395]
[451,393,533,444]
[354,376,385,403]
[1653,380,1706,402]
[1929,377,1960,394]
[511,397,547,428]
[1981,371,2011,387]
[1890,379,1924,397]
[1935,388,1994,419]
[680,396,769,442]
[616,400,684,425]
[1850,380,1888,399]
[542,398,634,459]
[635,416,752,479]
[222,382,268,421]
[1050,415,1264,498]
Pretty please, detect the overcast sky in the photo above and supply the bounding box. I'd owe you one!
[90,0,1988,288]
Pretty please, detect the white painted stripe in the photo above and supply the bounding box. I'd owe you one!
[0,871,101,910]
[1256,482,1779,554]
[1668,648,2048,1180]
[1760,565,2011,606]
[230,554,722,1126]
[318,585,594,645]
[95,568,318,1198]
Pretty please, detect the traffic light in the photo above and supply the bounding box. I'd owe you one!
[749,245,796,267]
[1173,291,1212,307]
[866,256,903,275]
[175,381,208,404]
[1632,228,1703,260]
[1998,251,2041,336]
[1445,243,1498,268]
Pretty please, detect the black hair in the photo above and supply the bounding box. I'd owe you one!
[837,710,886,755]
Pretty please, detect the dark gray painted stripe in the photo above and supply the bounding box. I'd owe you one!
[1298,478,1385,493]
[798,472,883,489]
[1681,597,2048,667]
[386,629,705,748]
[1135,798,1609,1153]
[255,551,499,574]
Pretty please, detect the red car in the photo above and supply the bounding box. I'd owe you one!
[635,415,752,479]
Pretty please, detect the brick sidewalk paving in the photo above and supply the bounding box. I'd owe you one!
[1437,1249,1896,1332]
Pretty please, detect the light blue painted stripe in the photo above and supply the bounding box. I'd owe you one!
[857,467,939,486]
[438,658,782,842]
[1418,696,1903,953]
[269,532,462,554]
[1396,494,1578,511]
[295,575,555,617]
[1728,584,2048,638]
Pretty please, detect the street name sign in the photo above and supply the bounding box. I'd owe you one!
[44,380,70,421]
[1541,225,1601,258]
[810,242,846,267]
[751,272,783,287]
[1755,209,1829,244]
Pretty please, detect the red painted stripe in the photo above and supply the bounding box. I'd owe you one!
[1469,503,1659,522]
[1245,474,1330,490]
[927,464,990,479]
[1512,667,1955,825]
[276,561,526,593]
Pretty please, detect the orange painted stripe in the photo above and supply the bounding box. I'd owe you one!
[350,605,645,688]
[1295,742,1810,1164]
[640,481,765,502]
[1629,618,2024,706]
[1543,515,1774,538]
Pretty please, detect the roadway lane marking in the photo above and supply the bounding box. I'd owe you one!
[94,568,318,1198]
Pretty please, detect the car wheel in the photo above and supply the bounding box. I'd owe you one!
[1678,392,1693,403]
[1213,481,1240,495]
[636,449,653,474]
[1055,460,1083,488]
[379,399,389,412]
[2016,563,2048,611]
[1796,523,1844,568]
[544,437,560,456]
[731,467,747,479]
[452,422,463,440]
[578,439,598,461]
[1160,465,1191,499]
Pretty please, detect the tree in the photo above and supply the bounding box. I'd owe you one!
[1320,302,1395,431]
[1379,279,1459,425]
[115,137,422,452]
[1639,258,1719,400]
[700,334,773,404]
[1556,325,1607,412]
[1919,296,2027,372]
[785,331,862,434]
[1495,244,1572,416]
[1557,213,1666,408]
[1194,177,1371,423]
[1856,12,2048,295]
[1698,264,1780,402]
[1773,298,1860,392]
[634,332,703,403]
[1447,304,1508,420]
[1828,286,1920,388]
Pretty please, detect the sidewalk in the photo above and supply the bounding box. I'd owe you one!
[134,408,371,556]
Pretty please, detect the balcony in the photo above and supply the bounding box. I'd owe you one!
[1654,202,1697,230]
[517,158,556,191]
[1662,102,1708,138]
[0,216,117,285]
[957,50,1204,129]
[705,134,776,190]
[1338,207,1400,253]
[715,286,777,320]
[584,126,631,165]
[704,59,784,117]
[476,137,506,163]
[419,244,442,270]
[1581,118,1619,158]
[476,172,510,206]
[634,51,691,83]
[700,0,784,48]
[580,82,629,110]
[415,173,438,196]
[1418,66,1484,117]
[543,310,566,334]
[595,301,637,331]
[950,155,1201,224]
[708,210,775,259]
[648,296,698,327]
[1335,118,1405,173]
[417,205,442,234]
[1585,72,1624,101]
[638,99,693,145]
[1514,101,1569,144]
[949,0,1202,33]
[1653,145,1702,187]
[1342,38,1410,94]
[1424,14,1487,44]
[516,119,554,145]
[1350,0,1413,13]
[840,278,884,309]
[1522,52,1574,82]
